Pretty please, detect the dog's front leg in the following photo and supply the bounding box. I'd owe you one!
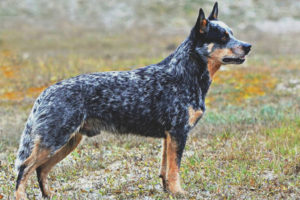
[165,130,187,195]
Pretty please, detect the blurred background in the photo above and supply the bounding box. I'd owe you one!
[0,0,299,199]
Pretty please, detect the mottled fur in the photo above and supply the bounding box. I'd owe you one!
[15,2,251,198]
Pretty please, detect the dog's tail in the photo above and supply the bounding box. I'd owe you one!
[15,113,35,174]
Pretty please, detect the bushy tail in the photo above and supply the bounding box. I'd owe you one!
[15,117,34,174]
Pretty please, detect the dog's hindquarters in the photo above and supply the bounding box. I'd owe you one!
[15,86,86,199]
[15,111,48,199]
[15,113,84,199]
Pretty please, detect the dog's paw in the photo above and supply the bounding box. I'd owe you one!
[167,182,187,195]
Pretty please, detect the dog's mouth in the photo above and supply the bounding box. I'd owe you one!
[222,55,246,64]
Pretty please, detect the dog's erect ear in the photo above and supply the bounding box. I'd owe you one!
[197,8,208,34]
[209,2,218,20]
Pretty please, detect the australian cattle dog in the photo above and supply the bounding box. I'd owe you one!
[15,2,251,199]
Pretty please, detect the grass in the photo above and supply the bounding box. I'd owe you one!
[0,30,299,199]
[1,119,299,199]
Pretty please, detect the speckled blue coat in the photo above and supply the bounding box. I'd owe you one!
[16,33,211,170]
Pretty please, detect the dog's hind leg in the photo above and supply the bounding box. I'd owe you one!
[36,133,82,198]
[15,138,50,200]
[159,137,167,190]
[165,130,187,195]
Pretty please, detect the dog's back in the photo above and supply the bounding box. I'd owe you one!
[15,63,188,171]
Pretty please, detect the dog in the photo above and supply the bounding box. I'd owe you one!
[15,2,251,199]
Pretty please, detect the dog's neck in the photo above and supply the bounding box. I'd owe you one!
[160,38,212,102]
[167,39,208,81]
[207,58,222,79]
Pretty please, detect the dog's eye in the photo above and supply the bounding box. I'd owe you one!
[221,32,229,42]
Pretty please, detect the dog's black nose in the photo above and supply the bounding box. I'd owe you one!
[243,43,252,54]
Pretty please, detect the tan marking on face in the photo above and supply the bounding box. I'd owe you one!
[210,48,234,60]
[207,48,234,79]
[188,106,203,126]
[207,43,214,53]
[165,132,186,194]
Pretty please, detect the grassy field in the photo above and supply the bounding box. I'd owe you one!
[0,24,300,200]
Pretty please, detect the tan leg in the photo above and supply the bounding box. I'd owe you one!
[165,132,186,194]
[159,138,167,190]
[15,139,50,200]
[36,133,82,198]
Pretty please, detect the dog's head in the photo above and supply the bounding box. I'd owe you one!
[194,2,251,65]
